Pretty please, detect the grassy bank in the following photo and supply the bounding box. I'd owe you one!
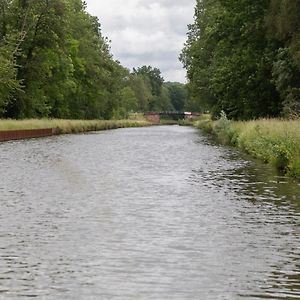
[194,114,300,179]
[0,118,152,134]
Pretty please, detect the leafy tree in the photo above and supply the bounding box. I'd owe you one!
[133,66,164,97]
[0,45,20,115]
[0,0,134,119]
[164,82,187,111]
[129,73,152,112]
[0,0,174,119]
[267,1,300,118]
[267,0,300,65]
[0,0,21,116]
[4,0,71,118]
[181,0,282,120]
[113,86,138,119]
[272,48,300,118]
[132,66,174,111]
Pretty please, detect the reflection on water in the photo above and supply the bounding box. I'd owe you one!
[0,126,299,299]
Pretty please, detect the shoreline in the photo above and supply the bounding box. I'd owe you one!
[0,119,153,142]
[193,115,300,180]
[5,117,299,180]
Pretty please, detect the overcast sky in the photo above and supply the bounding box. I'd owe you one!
[85,0,195,83]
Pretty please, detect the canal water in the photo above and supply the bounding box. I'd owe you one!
[0,126,299,299]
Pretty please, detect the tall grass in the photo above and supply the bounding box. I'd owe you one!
[194,115,300,179]
[0,119,152,134]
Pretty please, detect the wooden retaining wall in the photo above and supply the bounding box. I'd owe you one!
[0,128,56,142]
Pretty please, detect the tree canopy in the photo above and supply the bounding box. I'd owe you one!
[181,0,300,119]
[0,0,188,119]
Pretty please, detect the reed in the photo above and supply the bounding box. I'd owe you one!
[194,115,300,179]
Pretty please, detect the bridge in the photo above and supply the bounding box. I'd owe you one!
[144,112,200,123]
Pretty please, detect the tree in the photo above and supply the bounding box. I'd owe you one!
[164,82,187,111]
[0,0,21,116]
[267,0,300,65]
[0,0,172,119]
[129,73,152,112]
[0,45,20,115]
[267,0,300,118]
[133,66,164,97]
[0,0,133,119]
[132,66,174,111]
[113,86,138,119]
[181,0,282,120]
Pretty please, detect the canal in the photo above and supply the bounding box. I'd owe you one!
[0,126,299,299]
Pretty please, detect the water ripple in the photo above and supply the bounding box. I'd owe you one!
[0,126,299,299]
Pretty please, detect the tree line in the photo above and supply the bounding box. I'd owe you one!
[181,0,300,120]
[0,0,187,120]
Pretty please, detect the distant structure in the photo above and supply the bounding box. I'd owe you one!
[144,112,200,123]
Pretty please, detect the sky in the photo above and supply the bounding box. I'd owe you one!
[85,0,195,83]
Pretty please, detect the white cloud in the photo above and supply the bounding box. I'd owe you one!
[85,0,195,82]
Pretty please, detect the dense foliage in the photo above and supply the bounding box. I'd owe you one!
[0,0,187,119]
[131,66,188,112]
[181,0,300,120]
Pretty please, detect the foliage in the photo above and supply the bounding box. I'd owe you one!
[267,0,300,66]
[0,0,189,119]
[0,0,124,119]
[128,73,152,112]
[181,0,300,120]
[212,111,235,144]
[164,82,187,112]
[0,1,188,119]
[132,66,178,112]
[0,44,21,114]
[133,66,164,97]
[195,116,300,179]
[271,48,300,119]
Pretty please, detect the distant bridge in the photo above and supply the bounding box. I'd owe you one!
[145,112,200,123]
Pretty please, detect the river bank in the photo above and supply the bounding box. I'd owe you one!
[193,114,300,179]
[0,118,153,142]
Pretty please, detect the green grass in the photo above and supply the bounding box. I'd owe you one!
[194,115,300,179]
[0,119,152,134]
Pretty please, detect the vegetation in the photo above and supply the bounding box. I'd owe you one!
[181,0,300,178]
[0,118,152,134]
[164,82,188,112]
[0,0,187,120]
[181,0,300,120]
[194,114,300,179]
[131,66,188,112]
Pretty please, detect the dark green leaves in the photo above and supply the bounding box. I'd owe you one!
[181,0,300,120]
